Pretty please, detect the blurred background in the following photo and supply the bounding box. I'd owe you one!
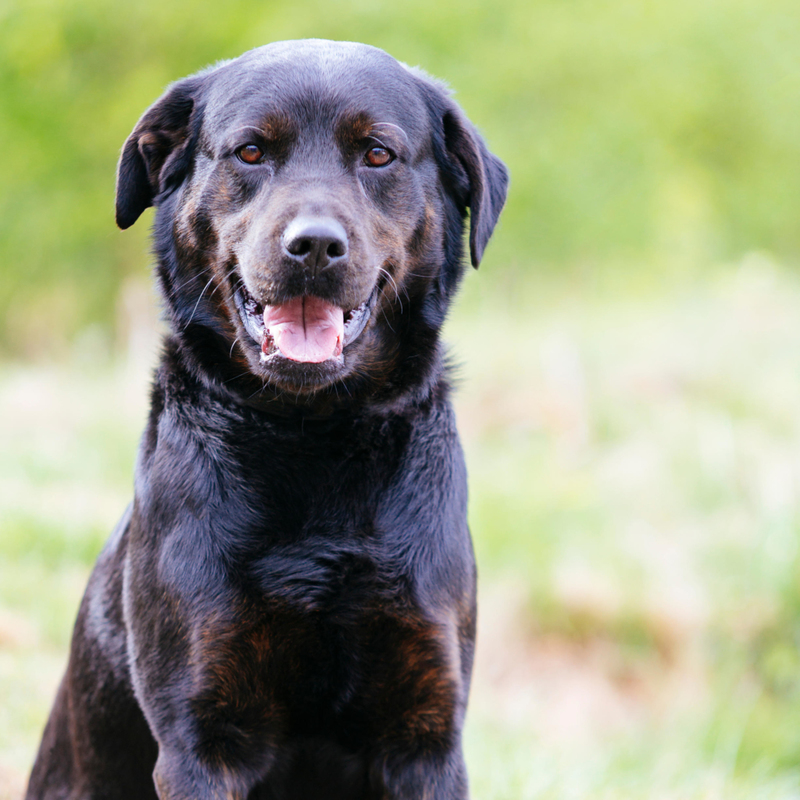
[2,0,800,796]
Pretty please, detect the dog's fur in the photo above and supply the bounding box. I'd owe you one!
[26,40,508,800]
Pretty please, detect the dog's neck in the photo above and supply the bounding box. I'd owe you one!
[154,332,452,424]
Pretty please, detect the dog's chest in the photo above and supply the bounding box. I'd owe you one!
[190,555,459,750]
[138,402,466,748]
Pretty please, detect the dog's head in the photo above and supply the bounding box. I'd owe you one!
[117,40,508,410]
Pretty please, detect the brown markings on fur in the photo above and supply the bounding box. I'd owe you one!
[173,182,219,263]
[243,113,296,171]
[362,609,461,752]
[335,112,375,152]
[188,604,283,767]
[198,618,272,709]
[208,181,234,210]
[170,173,257,381]
[374,192,443,308]
[413,199,445,265]
[347,194,444,398]
[187,598,462,763]
[258,114,296,145]
[174,192,199,248]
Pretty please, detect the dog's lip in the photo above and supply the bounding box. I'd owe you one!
[233,284,378,363]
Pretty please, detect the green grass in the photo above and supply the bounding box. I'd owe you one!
[4,260,800,797]
[452,258,800,796]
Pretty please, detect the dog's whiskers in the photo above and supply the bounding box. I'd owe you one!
[378,267,403,315]
[180,264,244,331]
[183,275,217,328]
[380,307,395,333]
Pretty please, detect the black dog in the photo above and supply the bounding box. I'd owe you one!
[26,39,508,800]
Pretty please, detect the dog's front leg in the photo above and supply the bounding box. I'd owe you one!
[124,543,277,799]
[126,644,277,799]
[370,747,470,800]
[152,746,272,800]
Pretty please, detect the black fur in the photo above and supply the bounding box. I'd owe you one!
[27,40,508,800]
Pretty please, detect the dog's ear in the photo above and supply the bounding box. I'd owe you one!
[415,74,509,268]
[115,77,203,229]
[442,107,509,268]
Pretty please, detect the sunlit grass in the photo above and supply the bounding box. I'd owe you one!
[452,256,800,794]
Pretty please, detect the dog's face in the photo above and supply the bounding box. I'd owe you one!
[116,40,507,405]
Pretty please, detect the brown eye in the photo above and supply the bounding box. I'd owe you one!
[364,146,393,167]
[237,144,264,164]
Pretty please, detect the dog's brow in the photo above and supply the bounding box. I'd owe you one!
[370,122,410,147]
[229,125,266,137]
[227,118,295,142]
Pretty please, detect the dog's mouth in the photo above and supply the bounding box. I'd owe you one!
[234,285,376,364]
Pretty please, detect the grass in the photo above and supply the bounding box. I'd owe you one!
[3,258,800,797]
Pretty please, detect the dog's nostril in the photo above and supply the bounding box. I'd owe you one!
[327,240,346,259]
[287,237,313,257]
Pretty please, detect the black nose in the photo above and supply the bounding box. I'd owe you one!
[281,216,348,273]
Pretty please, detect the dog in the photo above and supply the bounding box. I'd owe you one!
[26,39,508,800]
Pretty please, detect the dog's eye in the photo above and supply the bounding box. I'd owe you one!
[237,144,265,164]
[364,147,393,168]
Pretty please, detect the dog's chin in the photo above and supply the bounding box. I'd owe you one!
[233,284,378,394]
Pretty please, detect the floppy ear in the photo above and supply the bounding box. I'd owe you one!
[414,73,509,268]
[115,77,203,229]
[442,106,509,268]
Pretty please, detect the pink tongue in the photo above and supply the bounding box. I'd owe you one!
[263,296,344,363]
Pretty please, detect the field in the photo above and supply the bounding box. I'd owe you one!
[3,0,800,794]
[3,257,800,798]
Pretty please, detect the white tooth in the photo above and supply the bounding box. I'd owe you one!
[343,303,368,346]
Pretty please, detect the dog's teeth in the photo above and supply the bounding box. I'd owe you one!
[342,299,371,346]
[235,287,267,345]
